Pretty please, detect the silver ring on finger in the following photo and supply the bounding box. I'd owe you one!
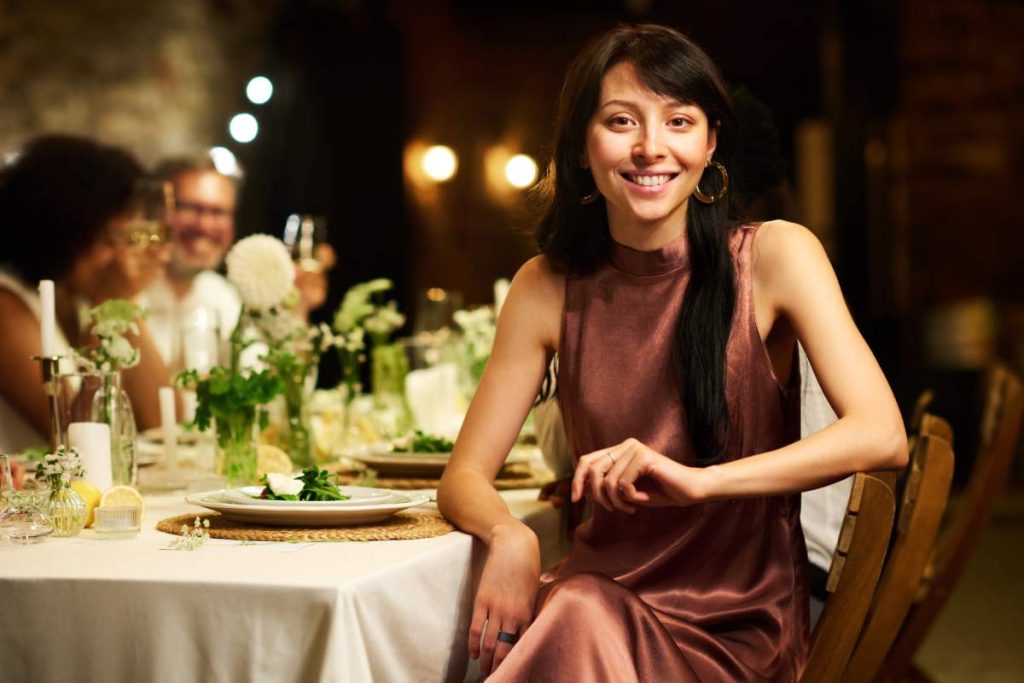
[606,451,616,465]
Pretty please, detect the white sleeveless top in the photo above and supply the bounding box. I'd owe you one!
[0,269,74,453]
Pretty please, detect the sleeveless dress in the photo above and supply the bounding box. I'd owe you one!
[491,224,809,682]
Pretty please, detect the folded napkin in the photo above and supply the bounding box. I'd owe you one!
[404,362,463,437]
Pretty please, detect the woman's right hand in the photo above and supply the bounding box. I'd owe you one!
[470,522,541,676]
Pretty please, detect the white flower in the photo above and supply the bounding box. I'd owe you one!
[266,472,303,497]
[226,235,296,310]
[105,335,138,367]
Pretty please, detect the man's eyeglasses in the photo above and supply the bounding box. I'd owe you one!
[176,201,233,221]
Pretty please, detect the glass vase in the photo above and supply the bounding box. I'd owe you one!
[48,484,87,538]
[281,373,316,469]
[370,343,412,438]
[57,370,138,487]
[216,410,259,486]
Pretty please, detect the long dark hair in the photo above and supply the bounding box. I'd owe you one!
[536,24,737,465]
[0,135,143,283]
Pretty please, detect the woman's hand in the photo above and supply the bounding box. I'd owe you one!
[470,522,540,675]
[571,438,711,513]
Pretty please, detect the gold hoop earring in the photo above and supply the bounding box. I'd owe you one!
[693,160,729,204]
[580,189,601,205]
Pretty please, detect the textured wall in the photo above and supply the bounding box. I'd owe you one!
[0,0,274,166]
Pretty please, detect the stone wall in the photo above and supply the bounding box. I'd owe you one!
[0,0,275,166]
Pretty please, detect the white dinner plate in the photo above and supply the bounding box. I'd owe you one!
[185,490,430,527]
[350,443,533,477]
[221,485,394,507]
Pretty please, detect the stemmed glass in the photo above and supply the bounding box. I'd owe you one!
[282,213,328,273]
[0,454,52,544]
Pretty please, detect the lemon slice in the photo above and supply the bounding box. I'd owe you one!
[257,444,293,476]
[99,485,145,520]
[70,480,101,528]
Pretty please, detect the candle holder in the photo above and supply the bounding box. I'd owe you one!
[33,355,63,450]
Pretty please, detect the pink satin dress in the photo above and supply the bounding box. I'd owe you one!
[491,224,809,681]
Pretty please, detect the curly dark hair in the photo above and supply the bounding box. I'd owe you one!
[0,135,144,283]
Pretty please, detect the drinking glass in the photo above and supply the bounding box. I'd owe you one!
[282,213,328,273]
[0,454,53,544]
[124,178,174,249]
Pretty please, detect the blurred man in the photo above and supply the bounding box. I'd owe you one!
[141,155,335,372]
[139,155,241,371]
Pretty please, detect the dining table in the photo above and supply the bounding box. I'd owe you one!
[0,486,568,683]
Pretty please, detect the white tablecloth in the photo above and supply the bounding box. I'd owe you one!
[0,489,566,683]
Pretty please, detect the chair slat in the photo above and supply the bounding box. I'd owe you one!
[802,473,895,682]
[879,365,1023,681]
[841,430,954,683]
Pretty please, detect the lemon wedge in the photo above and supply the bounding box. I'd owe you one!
[257,444,293,476]
[99,485,145,520]
[70,480,101,528]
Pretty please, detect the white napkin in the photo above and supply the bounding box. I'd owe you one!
[404,362,463,437]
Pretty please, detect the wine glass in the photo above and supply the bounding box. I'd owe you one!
[282,213,328,273]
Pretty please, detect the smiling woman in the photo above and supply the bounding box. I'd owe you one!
[0,135,176,449]
[437,23,907,681]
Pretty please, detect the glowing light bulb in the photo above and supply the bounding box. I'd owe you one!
[208,147,239,177]
[246,76,273,105]
[505,154,538,188]
[422,145,457,182]
[229,113,258,143]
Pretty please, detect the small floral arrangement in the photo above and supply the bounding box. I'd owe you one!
[167,516,211,551]
[332,278,405,396]
[34,445,85,491]
[454,305,497,384]
[178,236,294,481]
[78,299,148,372]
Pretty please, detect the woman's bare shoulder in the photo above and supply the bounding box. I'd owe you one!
[0,287,35,325]
[512,255,564,302]
[752,220,830,275]
[505,255,565,350]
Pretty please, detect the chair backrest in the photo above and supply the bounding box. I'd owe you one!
[841,424,954,683]
[802,473,895,682]
[879,364,1024,680]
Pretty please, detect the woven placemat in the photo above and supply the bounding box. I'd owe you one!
[156,510,455,542]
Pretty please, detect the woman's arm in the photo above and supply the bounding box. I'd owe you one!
[437,255,563,673]
[0,290,56,438]
[706,220,908,494]
[582,221,908,511]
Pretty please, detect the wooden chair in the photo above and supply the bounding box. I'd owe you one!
[802,473,896,682]
[877,364,1024,681]
[840,422,954,683]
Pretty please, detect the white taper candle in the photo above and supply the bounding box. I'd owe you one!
[38,280,57,357]
[159,387,177,469]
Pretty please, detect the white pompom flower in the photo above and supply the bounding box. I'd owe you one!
[226,235,296,310]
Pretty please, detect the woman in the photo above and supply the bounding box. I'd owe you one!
[437,24,907,681]
[0,135,173,453]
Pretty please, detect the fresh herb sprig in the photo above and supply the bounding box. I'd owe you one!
[394,430,455,453]
[259,466,350,502]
